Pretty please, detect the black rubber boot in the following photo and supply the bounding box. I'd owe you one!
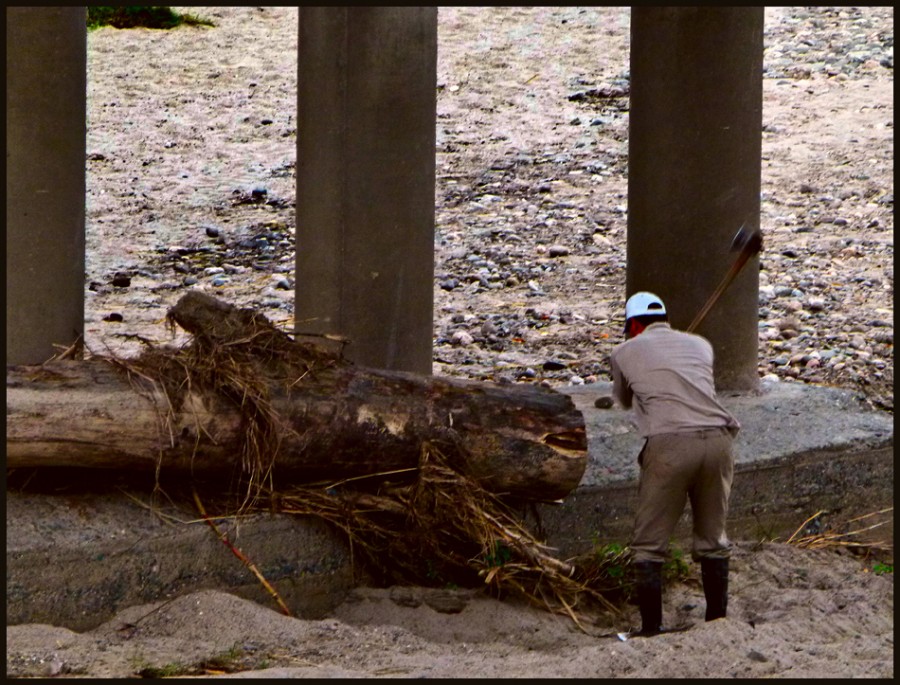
[633,560,663,635]
[701,557,729,621]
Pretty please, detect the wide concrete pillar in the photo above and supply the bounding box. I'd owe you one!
[7,7,87,364]
[296,7,437,374]
[627,7,764,391]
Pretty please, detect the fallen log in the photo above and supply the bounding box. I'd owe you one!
[7,293,587,502]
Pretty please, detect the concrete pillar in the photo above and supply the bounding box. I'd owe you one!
[627,7,764,391]
[6,7,87,364]
[296,7,437,374]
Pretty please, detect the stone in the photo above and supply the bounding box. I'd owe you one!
[111,273,131,288]
[451,330,474,346]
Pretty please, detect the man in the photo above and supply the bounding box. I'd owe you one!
[610,291,740,636]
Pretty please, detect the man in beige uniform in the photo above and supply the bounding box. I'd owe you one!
[610,292,740,636]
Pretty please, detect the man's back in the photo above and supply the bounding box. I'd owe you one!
[610,322,740,438]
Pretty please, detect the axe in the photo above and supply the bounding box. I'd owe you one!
[686,224,763,333]
[594,224,763,410]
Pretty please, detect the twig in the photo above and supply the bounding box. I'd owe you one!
[786,510,825,544]
[786,508,893,553]
[321,467,419,491]
[42,335,84,363]
[846,507,893,524]
[116,595,182,636]
[192,487,292,617]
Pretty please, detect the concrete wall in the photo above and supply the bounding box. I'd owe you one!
[295,8,438,374]
[627,7,764,391]
[6,7,87,364]
[6,487,356,631]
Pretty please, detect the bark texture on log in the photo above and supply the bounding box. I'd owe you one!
[7,294,587,502]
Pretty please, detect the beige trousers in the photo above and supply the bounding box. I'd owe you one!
[630,427,735,564]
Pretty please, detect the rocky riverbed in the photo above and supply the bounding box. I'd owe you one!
[431,6,893,411]
[81,6,893,413]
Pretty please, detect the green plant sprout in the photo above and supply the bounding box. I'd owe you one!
[483,541,513,567]
[663,545,691,581]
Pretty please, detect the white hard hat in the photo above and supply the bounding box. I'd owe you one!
[625,291,667,321]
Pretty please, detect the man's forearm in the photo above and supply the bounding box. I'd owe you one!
[611,364,632,408]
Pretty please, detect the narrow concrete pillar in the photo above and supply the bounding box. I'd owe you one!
[296,7,437,374]
[6,7,87,364]
[627,7,764,391]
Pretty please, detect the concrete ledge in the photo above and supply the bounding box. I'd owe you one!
[561,380,894,488]
[6,488,354,632]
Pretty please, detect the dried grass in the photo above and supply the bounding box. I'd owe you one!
[109,292,341,511]
[254,442,626,628]
[786,507,894,556]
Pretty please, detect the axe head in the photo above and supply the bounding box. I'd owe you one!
[730,224,763,255]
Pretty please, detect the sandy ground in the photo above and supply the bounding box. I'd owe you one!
[7,6,893,679]
[6,540,894,678]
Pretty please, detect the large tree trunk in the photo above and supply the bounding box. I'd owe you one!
[7,294,587,502]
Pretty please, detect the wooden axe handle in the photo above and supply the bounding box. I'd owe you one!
[686,249,754,333]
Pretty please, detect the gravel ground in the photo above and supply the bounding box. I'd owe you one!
[431,6,893,412]
[81,6,893,413]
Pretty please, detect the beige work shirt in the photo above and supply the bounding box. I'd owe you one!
[610,322,741,439]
